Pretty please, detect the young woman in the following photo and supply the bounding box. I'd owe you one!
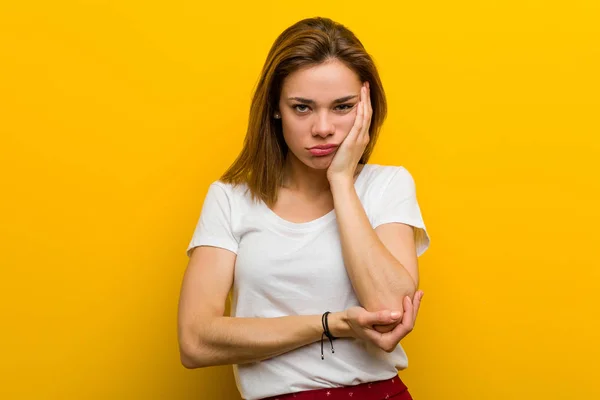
[178,17,430,400]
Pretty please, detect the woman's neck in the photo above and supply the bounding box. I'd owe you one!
[282,156,330,197]
[281,155,364,198]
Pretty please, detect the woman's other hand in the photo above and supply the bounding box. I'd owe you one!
[339,291,424,352]
[326,81,372,185]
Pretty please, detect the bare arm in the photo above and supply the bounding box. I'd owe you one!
[177,245,350,368]
[181,313,349,368]
[326,83,420,318]
[330,181,419,314]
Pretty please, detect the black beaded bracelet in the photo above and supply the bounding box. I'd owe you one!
[320,311,336,360]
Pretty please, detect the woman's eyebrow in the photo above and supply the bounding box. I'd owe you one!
[287,95,358,105]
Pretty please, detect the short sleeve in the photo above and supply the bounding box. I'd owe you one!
[185,182,239,257]
[371,167,430,257]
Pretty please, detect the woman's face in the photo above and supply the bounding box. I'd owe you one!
[277,59,363,170]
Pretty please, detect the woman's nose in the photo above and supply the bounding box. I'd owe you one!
[311,111,335,137]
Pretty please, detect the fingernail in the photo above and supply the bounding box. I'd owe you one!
[391,311,401,319]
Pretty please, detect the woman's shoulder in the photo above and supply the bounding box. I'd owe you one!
[208,180,251,199]
[205,180,257,212]
[361,163,414,189]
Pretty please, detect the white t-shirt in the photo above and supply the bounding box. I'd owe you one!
[186,164,430,400]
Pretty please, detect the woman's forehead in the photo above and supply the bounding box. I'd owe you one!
[281,60,362,99]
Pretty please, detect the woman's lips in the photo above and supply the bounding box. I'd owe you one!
[309,146,337,156]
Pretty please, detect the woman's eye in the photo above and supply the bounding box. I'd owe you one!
[292,104,354,113]
[336,104,354,111]
[293,105,310,113]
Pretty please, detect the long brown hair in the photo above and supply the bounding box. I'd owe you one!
[220,17,387,207]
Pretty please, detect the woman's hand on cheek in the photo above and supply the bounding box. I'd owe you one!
[327,82,372,185]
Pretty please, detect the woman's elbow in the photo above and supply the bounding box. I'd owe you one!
[179,341,201,369]
[179,348,201,369]
[180,352,198,369]
[180,345,216,369]
[179,333,212,369]
[384,282,418,311]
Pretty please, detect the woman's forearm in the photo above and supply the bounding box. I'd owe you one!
[331,180,416,312]
[180,313,349,368]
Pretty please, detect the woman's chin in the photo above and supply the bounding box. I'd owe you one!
[307,157,333,170]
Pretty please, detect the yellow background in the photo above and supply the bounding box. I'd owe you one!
[1,1,598,399]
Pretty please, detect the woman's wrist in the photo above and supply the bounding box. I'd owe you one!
[328,311,352,338]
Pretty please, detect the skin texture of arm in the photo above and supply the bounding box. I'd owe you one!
[327,82,420,329]
[331,181,419,315]
[180,312,349,368]
[177,245,415,368]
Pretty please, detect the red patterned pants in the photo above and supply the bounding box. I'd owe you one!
[260,376,412,400]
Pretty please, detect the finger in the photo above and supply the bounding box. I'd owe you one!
[400,295,414,328]
[366,81,372,111]
[379,297,416,349]
[360,84,371,142]
[366,82,372,128]
[366,81,373,121]
[347,99,363,142]
[362,310,401,327]
[373,321,399,334]
[362,85,369,136]
[412,297,421,322]
[414,290,424,304]
[412,291,424,322]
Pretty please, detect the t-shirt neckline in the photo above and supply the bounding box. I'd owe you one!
[259,164,371,231]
